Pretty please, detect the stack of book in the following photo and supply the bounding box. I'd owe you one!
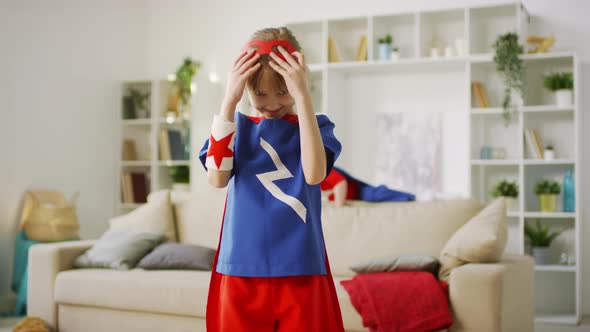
[121,171,148,203]
[159,128,187,160]
[327,35,368,63]
[524,128,545,159]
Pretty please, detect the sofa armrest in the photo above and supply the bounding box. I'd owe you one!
[448,254,534,332]
[28,239,97,330]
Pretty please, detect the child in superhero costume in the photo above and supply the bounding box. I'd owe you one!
[198,27,345,332]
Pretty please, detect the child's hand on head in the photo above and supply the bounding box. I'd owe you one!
[268,46,310,101]
[224,48,261,106]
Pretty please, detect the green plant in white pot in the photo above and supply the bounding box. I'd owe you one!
[544,144,555,161]
[491,180,519,212]
[543,72,573,107]
[169,165,190,192]
[525,219,564,265]
[534,178,561,212]
[492,32,525,127]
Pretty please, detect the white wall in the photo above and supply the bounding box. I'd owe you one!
[1,0,589,316]
[0,0,149,305]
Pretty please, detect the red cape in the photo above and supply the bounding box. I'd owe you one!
[205,194,345,331]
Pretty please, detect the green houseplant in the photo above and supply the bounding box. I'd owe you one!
[525,219,565,265]
[492,32,525,127]
[168,165,190,192]
[544,144,555,160]
[491,180,519,211]
[168,57,201,125]
[534,178,561,212]
[377,34,393,61]
[123,88,150,119]
[543,72,573,107]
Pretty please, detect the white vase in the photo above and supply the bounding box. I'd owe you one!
[532,247,552,265]
[544,150,555,160]
[505,197,519,212]
[444,46,454,57]
[391,51,400,61]
[430,47,440,58]
[555,89,572,107]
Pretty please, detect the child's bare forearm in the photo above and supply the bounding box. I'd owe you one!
[297,94,326,185]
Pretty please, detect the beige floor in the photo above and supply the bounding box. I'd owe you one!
[1,317,590,332]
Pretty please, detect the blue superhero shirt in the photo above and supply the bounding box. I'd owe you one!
[199,112,342,277]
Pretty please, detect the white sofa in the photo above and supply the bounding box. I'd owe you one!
[28,186,534,332]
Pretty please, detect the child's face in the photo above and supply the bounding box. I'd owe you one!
[247,68,295,119]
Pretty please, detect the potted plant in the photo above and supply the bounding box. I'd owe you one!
[377,34,393,61]
[492,32,525,127]
[543,72,573,107]
[169,165,190,192]
[391,46,400,61]
[534,178,561,212]
[491,180,519,211]
[544,144,555,160]
[123,88,150,119]
[169,57,201,125]
[525,219,564,265]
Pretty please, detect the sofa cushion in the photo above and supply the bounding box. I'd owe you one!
[54,268,211,317]
[73,229,165,270]
[439,197,508,280]
[322,199,484,277]
[109,190,177,242]
[137,242,216,270]
[350,254,440,276]
[174,185,226,247]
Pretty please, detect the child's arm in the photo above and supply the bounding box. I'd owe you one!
[296,94,327,185]
[270,47,327,185]
[206,100,237,188]
[205,48,260,188]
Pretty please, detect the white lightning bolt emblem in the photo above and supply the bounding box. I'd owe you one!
[256,138,307,223]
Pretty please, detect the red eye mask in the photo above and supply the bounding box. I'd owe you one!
[242,39,296,61]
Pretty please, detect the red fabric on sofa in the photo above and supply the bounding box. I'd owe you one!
[340,271,452,332]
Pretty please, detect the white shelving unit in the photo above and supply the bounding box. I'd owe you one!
[117,79,193,212]
[285,1,582,325]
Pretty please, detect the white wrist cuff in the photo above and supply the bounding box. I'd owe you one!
[205,115,237,171]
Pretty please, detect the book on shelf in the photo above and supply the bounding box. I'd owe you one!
[355,35,368,62]
[121,171,148,203]
[471,81,490,108]
[524,128,544,159]
[328,36,341,63]
[159,128,187,161]
[122,139,137,161]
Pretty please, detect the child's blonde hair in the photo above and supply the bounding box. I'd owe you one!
[246,27,302,93]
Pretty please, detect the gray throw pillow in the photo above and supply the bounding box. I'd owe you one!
[137,243,216,270]
[73,229,165,270]
[350,254,440,276]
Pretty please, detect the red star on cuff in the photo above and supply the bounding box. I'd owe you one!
[206,132,235,169]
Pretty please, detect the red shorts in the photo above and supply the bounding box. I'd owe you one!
[213,273,343,332]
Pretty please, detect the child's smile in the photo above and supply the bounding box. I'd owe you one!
[248,67,295,119]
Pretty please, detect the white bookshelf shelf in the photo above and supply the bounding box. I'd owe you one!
[523,159,575,165]
[535,265,576,272]
[157,160,191,166]
[524,212,576,219]
[471,159,519,166]
[535,314,577,325]
[285,2,581,325]
[121,161,151,167]
[121,118,152,126]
